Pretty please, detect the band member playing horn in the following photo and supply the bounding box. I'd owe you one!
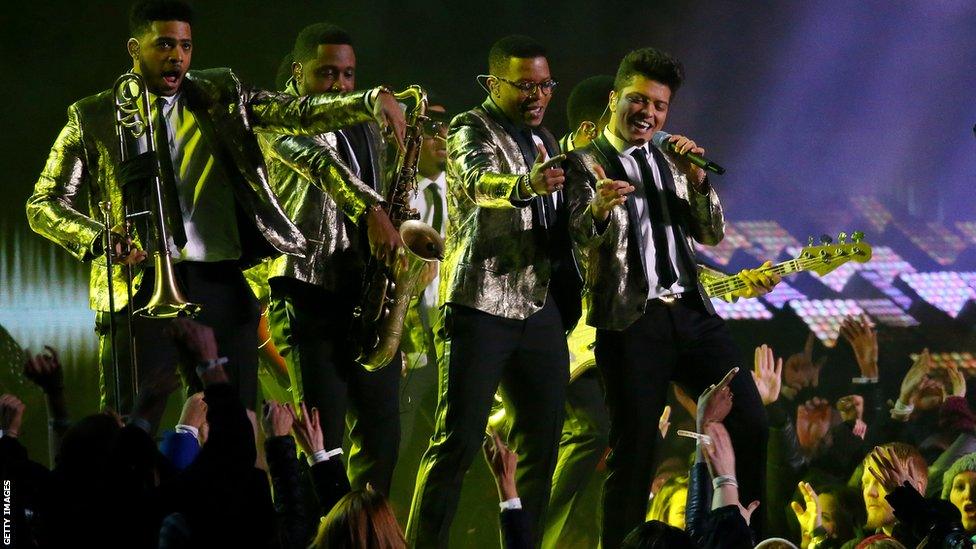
[25,0,406,425]
[562,47,778,546]
[260,23,405,494]
[407,35,582,547]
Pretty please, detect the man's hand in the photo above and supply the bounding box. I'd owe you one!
[733,261,781,299]
[697,367,737,430]
[365,205,404,268]
[658,405,672,439]
[178,392,208,431]
[589,164,634,222]
[899,349,932,404]
[752,344,783,406]
[0,394,26,438]
[262,400,294,438]
[783,332,825,392]
[840,314,878,379]
[947,362,966,398]
[868,446,918,493]
[528,144,566,196]
[796,397,832,452]
[666,134,707,188]
[103,231,147,266]
[836,394,864,422]
[790,481,823,538]
[483,427,519,502]
[376,89,407,150]
[24,346,64,394]
[288,401,325,457]
[168,319,219,364]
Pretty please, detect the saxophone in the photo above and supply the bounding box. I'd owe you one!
[352,85,445,371]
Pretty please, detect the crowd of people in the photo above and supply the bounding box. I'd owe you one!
[6,0,974,547]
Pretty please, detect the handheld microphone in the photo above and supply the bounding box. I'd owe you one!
[651,131,726,175]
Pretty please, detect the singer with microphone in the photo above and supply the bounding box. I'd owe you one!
[562,47,778,547]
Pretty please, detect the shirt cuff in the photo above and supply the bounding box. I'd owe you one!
[891,398,914,420]
[852,376,879,384]
[499,497,522,511]
[175,424,200,440]
[308,447,343,465]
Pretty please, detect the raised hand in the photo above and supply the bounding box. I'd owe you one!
[483,427,519,502]
[697,367,737,429]
[261,400,294,438]
[168,319,227,385]
[868,446,917,493]
[752,344,783,405]
[840,314,878,379]
[24,346,64,394]
[0,394,26,438]
[528,144,566,196]
[790,481,823,538]
[589,163,634,221]
[288,401,325,457]
[783,332,826,392]
[178,392,207,431]
[899,349,933,404]
[701,421,761,525]
[796,397,832,453]
[658,405,672,439]
[836,394,864,422]
[947,361,966,398]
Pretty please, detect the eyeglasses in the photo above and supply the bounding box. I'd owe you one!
[421,119,447,137]
[495,77,558,96]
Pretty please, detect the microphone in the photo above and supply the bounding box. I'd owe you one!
[651,131,726,175]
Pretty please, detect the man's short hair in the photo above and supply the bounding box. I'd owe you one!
[567,75,614,129]
[129,0,194,37]
[291,23,353,65]
[488,35,547,75]
[614,47,684,95]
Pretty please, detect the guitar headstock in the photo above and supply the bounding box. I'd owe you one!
[798,231,873,276]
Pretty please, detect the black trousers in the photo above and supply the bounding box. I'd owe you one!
[406,298,569,548]
[267,283,401,494]
[595,293,768,548]
[96,261,260,423]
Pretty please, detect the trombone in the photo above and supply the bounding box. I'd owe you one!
[106,71,200,409]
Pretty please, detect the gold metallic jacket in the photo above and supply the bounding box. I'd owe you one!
[441,100,561,320]
[260,80,387,293]
[27,68,376,312]
[564,134,725,331]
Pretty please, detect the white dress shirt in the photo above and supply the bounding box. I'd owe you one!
[410,171,447,309]
[603,127,690,299]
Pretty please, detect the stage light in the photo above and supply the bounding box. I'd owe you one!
[956,222,976,246]
[908,351,976,372]
[898,272,976,318]
[850,196,893,234]
[855,298,919,327]
[695,222,753,266]
[788,299,865,347]
[857,270,914,309]
[863,246,916,282]
[894,221,968,266]
[710,296,773,320]
[736,220,801,260]
[761,280,807,309]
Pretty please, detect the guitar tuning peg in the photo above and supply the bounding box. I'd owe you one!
[838,232,847,244]
[820,234,833,245]
[808,236,815,246]
[851,231,864,243]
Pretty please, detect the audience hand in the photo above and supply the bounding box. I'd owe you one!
[0,394,26,438]
[840,314,878,379]
[697,367,737,430]
[24,346,65,394]
[261,400,294,438]
[288,402,325,456]
[753,344,783,406]
[702,421,761,525]
[836,394,864,422]
[852,418,867,440]
[658,405,672,439]
[483,427,519,502]
[783,332,826,393]
[178,392,208,431]
[790,481,823,539]
[868,446,918,493]
[796,397,832,452]
[898,349,932,404]
[168,319,227,385]
[947,361,966,398]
